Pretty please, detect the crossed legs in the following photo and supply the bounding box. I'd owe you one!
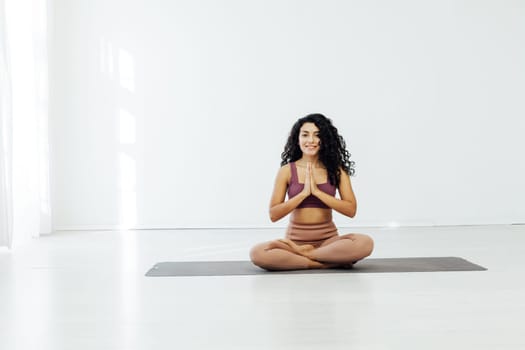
[250,233,374,271]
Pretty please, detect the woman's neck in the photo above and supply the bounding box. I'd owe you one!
[297,156,321,167]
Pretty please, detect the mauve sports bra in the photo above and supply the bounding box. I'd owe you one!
[287,162,337,209]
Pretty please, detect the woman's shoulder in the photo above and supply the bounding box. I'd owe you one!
[276,163,292,181]
[278,162,292,173]
[337,167,352,185]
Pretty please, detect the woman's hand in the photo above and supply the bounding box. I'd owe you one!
[301,163,312,196]
[309,162,320,196]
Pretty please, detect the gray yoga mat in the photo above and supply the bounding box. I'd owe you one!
[145,257,486,277]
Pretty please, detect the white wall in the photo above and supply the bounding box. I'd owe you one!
[50,0,525,230]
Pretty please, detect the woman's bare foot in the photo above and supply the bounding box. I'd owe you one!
[277,239,316,259]
[264,239,302,254]
[263,239,340,269]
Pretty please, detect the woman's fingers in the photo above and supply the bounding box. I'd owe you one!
[309,162,319,193]
[303,163,311,195]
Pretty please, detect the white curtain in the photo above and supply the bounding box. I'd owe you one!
[1,0,51,248]
[0,0,14,248]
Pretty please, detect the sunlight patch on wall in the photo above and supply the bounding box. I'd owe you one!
[118,108,136,145]
[118,151,136,229]
[118,48,135,92]
[100,37,139,230]
[387,221,401,228]
[99,37,114,80]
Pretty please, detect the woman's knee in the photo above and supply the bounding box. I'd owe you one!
[358,234,374,257]
[249,243,268,267]
[341,233,374,257]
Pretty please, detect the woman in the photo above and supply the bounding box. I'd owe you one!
[250,113,374,270]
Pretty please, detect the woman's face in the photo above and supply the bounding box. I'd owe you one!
[298,122,321,156]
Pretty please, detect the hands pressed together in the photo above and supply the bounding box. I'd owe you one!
[302,162,320,197]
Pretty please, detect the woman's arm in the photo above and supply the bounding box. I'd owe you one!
[311,168,357,218]
[269,165,310,222]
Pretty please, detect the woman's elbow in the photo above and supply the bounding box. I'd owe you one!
[348,205,357,218]
[269,210,280,222]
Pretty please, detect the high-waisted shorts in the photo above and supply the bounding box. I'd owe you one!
[286,220,338,245]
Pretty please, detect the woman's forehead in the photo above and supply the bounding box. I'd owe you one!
[300,122,319,132]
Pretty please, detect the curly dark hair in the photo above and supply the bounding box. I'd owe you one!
[280,113,355,187]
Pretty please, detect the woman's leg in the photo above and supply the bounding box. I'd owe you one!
[250,240,334,271]
[308,233,374,264]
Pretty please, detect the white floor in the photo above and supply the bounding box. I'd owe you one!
[1,224,525,350]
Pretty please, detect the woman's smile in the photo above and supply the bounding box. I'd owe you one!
[299,122,321,155]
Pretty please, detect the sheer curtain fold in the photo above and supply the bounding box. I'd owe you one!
[0,0,14,248]
[1,0,51,248]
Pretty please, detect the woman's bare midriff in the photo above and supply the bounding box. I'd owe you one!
[290,207,333,224]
